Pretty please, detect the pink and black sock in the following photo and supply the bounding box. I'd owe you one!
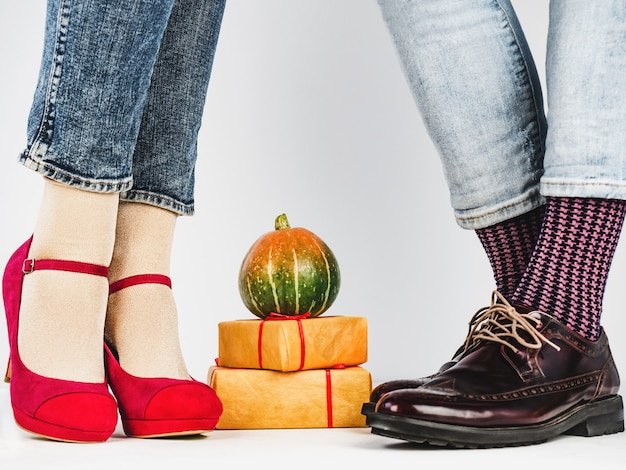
[475,206,545,299]
[511,197,626,341]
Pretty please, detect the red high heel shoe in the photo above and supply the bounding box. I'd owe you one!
[105,274,223,438]
[2,237,118,443]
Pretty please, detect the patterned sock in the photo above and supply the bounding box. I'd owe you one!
[475,206,545,299]
[511,197,626,340]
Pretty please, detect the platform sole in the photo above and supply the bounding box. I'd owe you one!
[13,406,115,443]
[122,417,219,438]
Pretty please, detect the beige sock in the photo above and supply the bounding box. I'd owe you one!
[105,202,190,380]
[18,179,119,383]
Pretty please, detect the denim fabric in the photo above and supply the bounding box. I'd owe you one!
[378,0,626,229]
[20,0,226,215]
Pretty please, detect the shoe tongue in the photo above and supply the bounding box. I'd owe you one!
[512,304,548,328]
[510,303,534,314]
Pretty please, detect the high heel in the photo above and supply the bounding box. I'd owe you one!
[2,237,118,443]
[106,274,223,438]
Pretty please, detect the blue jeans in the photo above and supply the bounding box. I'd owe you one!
[20,0,226,215]
[378,0,626,229]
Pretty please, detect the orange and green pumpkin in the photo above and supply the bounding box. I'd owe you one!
[238,214,340,318]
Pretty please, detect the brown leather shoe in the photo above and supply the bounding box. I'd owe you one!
[366,292,624,448]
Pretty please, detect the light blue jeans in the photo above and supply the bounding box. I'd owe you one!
[20,0,226,215]
[378,0,626,229]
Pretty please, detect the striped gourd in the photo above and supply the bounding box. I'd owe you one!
[238,214,341,318]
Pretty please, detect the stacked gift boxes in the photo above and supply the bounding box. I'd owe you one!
[207,315,371,429]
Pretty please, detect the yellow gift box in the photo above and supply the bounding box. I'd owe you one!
[217,315,368,372]
[208,366,371,429]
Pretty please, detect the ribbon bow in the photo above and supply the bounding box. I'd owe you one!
[258,312,311,370]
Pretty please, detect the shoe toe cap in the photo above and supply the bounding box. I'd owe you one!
[36,392,118,433]
[370,379,428,403]
[145,382,223,420]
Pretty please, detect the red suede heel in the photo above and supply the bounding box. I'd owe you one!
[106,274,223,438]
[2,237,118,443]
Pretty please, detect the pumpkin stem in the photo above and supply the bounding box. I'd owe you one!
[275,213,291,230]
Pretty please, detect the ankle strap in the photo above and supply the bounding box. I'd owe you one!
[109,274,172,295]
[22,258,108,277]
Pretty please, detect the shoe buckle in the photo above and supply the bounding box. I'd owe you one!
[22,259,35,274]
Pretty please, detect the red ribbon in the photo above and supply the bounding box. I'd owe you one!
[325,369,333,428]
[257,312,311,370]
[324,364,348,428]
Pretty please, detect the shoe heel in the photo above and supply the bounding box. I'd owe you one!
[3,237,118,442]
[4,358,10,383]
[565,396,625,437]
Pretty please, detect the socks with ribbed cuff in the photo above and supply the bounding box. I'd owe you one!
[511,197,626,341]
[19,179,119,382]
[105,202,190,380]
[475,206,545,299]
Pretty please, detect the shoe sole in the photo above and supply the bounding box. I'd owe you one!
[361,402,375,416]
[366,394,624,449]
[122,418,219,438]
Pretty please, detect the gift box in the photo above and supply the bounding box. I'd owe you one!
[208,365,371,429]
[217,315,367,372]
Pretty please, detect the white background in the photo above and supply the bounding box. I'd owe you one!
[1,0,625,396]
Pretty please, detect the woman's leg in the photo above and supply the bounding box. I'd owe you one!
[17,0,177,383]
[106,203,188,379]
[19,181,118,383]
[8,1,178,441]
[101,0,226,437]
[104,0,225,381]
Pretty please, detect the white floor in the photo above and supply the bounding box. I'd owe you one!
[1,388,624,470]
